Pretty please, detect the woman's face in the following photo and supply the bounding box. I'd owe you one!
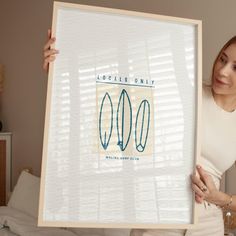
[212,43,236,96]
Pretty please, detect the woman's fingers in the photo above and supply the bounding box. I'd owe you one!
[44,29,53,52]
[191,182,207,198]
[191,174,207,191]
[44,49,59,58]
[43,29,59,72]
[191,171,209,204]
[43,56,56,71]
[191,176,207,204]
[191,165,220,205]
[195,194,204,204]
[43,37,56,51]
[196,165,211,186]
[47,29,51,39]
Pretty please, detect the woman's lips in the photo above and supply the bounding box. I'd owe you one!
[214,77,229,86]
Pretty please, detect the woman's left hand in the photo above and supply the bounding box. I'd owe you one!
[191,165,220,204]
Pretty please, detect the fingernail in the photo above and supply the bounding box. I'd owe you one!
[197,165,201,169]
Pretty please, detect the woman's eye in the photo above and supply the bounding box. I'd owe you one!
[233,65,236,71]
[219,56,227,64]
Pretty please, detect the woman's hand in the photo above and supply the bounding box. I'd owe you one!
[191,165,228,205]
[43,29,59,73]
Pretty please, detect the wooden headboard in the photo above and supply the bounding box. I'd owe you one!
[0,139,6,205]
[0,133,12,206]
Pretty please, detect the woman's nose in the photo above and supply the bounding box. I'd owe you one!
[219,64,231,76]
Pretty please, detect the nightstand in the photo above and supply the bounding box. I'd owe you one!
[0,133,12,206]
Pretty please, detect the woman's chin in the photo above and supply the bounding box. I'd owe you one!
[212,84,226,95]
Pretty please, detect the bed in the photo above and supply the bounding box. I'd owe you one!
[0,171,130,236]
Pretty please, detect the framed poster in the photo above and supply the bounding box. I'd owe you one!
[39,1,202,229]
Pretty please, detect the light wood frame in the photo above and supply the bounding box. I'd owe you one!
[39,1,202,229]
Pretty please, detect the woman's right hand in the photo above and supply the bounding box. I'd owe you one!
[43,29,59,73]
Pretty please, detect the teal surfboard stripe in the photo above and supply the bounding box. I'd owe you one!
[116,89,132,151]
[135,99,150,152]
[99,92,113,150]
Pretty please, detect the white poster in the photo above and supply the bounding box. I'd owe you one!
[39,2,202,229]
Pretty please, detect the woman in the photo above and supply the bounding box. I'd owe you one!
[43,31,236,235]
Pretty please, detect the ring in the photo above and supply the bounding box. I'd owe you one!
[201,185,207,192]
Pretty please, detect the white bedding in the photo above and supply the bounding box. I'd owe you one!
[0,206,97,236]
[0,207,130,236]
[0,227,18,236]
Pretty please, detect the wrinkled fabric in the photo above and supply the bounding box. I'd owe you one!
[130,202,224,236]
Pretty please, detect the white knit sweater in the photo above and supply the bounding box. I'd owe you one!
[200,85,236,181]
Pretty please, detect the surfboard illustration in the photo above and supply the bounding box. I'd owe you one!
[99,92,113,150]
[135,99,150,152]
[116,89,132,151]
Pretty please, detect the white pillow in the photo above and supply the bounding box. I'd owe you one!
[7,171,40,218]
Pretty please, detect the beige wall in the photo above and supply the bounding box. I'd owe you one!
[0,0,236,189]
[226,166,236,194]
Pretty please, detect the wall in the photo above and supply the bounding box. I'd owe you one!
[227,166,236,194]
[0,0,236,190]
